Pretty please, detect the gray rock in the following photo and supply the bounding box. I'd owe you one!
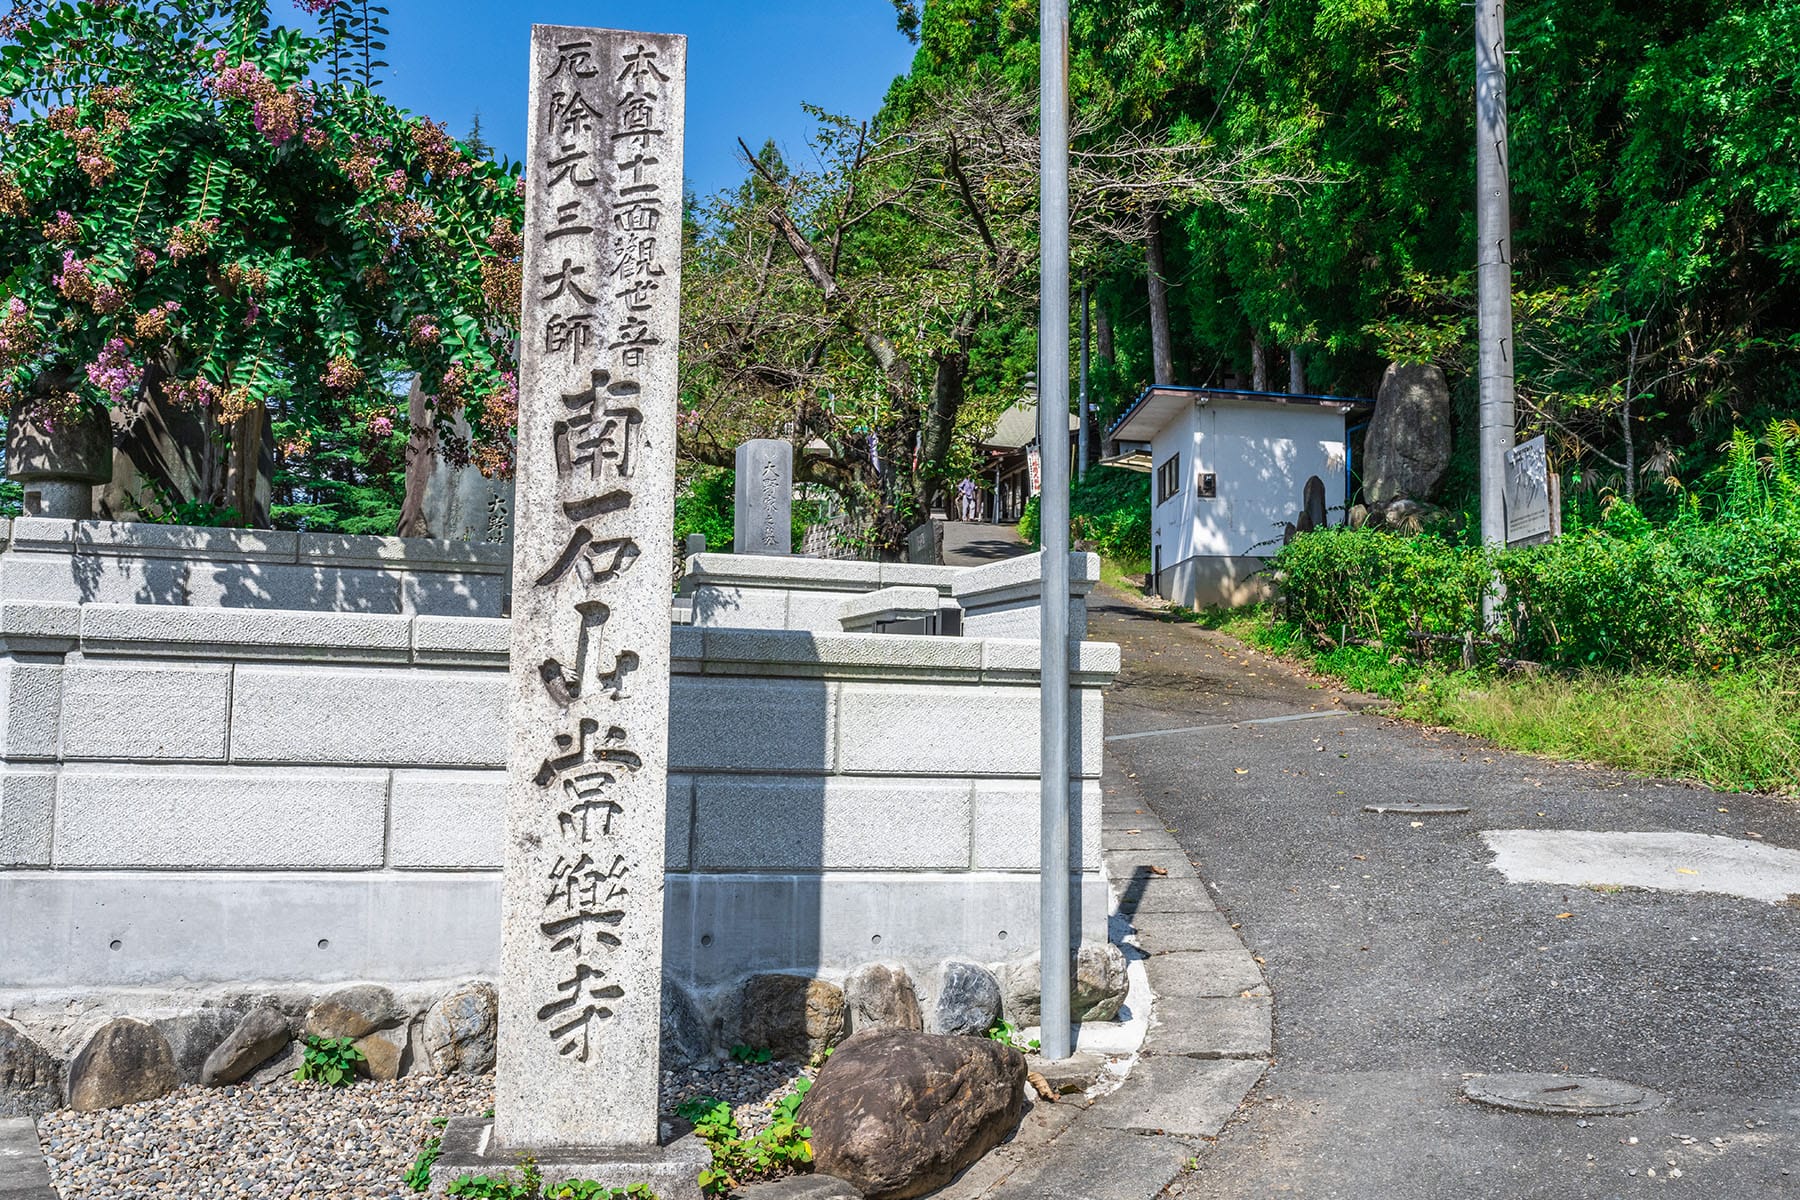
[1000,944,1129,1025]
[930,961,1001,1037]
[67,1018,178,1112]
[356,1025,410,1081]
[662,980,711,1070]
[1363,362,1452,504]
[998,958,1039,1026]
[843,963,923,1034]
[737,974,846,1061]
[421,981,498,1075]
[153,1007,247,1085]
[0,1017,63,1117]
[244,1040,302,1087]
[803,1026,1024,1200]
[199,1006,290,1087]
[1375,497,1444,533]
[1073,943,1129,1022]
[402,1017,434,1078]
[303,984,399,1041]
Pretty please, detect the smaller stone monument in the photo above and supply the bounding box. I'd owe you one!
[733,438,792,555]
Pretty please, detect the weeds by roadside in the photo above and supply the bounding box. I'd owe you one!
[1206,605,1800,796]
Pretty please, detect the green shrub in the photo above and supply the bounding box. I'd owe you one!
[1018,467,1149,564]
[674,467,736,554]
[403,1136,442,1192]
[1269,526,1488,654]
[293,1035,363,1087]
[677,1081,815,1195]
[1270,491,1800,673]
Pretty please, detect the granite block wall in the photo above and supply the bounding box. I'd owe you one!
[0,522,1120,1002]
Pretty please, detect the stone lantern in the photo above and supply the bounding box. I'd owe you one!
[6,376,113,518]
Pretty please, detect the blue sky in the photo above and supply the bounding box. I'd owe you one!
[273,1,919,201]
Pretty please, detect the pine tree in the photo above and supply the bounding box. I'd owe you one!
[465,110,493,160]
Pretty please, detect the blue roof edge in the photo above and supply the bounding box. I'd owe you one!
[1106,383,1375,439]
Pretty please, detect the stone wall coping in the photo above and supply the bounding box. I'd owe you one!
[836,585,942,629]
[951,550,1099,605]
[3,517,510,573]
[679,626,1119,685]
[79,602,416,662]
[0,601,1118,683]
[685,553,963,595]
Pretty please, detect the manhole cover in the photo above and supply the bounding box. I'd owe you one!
[1363,803,1470,815]
[1462,1073,1663,1115]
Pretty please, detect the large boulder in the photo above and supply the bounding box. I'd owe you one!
[200,1007,291,1087]
[1000,943,1129,1026]
[0,1017,63,1117]
[68,1018,178,1112]
[304,985,400,1042]
[1363,363,1452,504]
[422,981,498,1075]
[929,961,1001,1037]
[737,974,845,1061]
[843,963,923,1034]
[802,1026,1025,1200]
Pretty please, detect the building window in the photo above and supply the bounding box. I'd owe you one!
[1156,454,1180,504]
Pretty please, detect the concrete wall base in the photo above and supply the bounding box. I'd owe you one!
[1156,554,1273,609]
[0,868,1108,994]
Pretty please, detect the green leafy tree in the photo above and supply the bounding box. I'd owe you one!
[0,0,524,525]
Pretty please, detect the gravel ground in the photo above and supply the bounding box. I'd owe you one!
[35,1057,818,1197]
[38,1074,494,1199]
[662,1057,818,1137]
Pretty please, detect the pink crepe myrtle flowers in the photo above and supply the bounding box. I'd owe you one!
[85,338,141,405]
[205,55,315,149]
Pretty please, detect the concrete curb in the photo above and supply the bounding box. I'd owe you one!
[0,1119,56,1200]
[943,754,1271,1198]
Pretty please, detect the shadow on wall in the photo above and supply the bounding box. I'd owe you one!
[657,625,1098,1054]
[7,520,506,616]
[662,669,828,1054]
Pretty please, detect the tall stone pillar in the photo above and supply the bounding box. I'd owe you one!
[436,27,704,1193]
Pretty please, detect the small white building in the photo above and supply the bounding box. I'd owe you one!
[1103,385,1373,607]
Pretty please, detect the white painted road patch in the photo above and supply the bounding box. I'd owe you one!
[1482,829,1800,903]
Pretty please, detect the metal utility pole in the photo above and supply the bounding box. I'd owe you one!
[1077,284,1091,482]
[1475,0,1516,549]
[1037,0,1073,1062]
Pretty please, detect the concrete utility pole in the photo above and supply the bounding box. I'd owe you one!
[1077,284,1090,482]
[1038,0,1073,1061]
[1475,0,1516,549]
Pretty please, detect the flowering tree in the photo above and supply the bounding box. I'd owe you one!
[0,0,523,524]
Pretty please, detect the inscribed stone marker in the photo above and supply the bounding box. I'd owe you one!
[733,439,792,556]
[499,24,685,1152]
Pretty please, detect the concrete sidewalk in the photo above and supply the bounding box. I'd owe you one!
[0,1120,54,1200]
[936,752,1272,1200]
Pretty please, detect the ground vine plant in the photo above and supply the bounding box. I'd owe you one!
[0,0,525,516]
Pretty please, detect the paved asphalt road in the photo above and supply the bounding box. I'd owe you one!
[1089,590,1800,1199]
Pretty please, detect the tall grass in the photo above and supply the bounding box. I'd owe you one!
[1227,610,1800,795]
[1433,666,1800,795]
